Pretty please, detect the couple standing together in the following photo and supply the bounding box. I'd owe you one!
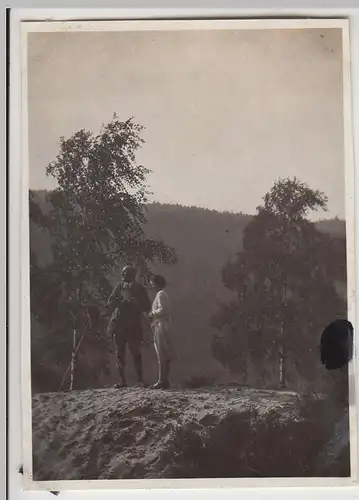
[106,265,174,389]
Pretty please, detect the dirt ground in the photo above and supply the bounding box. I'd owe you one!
[31,385,349,481]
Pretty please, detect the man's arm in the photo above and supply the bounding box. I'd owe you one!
[106,282,121,309]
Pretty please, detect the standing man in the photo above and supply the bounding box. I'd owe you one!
[106,265,151,387]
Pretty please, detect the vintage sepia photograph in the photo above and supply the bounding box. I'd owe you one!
[22,19,355,487]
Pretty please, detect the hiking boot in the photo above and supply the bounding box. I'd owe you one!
[152,381,169,390]
[114,382,127,389]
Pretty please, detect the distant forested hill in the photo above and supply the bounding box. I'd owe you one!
[29,191,346,391]
[142,203,253,381]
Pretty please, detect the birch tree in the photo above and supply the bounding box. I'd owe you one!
[211,178,345,389]
[31,115,177,390]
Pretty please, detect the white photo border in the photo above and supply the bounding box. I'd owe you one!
[11,14,358,492]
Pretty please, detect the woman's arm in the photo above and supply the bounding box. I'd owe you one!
[151,291,169,319]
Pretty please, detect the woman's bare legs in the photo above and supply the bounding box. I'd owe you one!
[153,340,170,389]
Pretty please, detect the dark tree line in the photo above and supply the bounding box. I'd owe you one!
[29,115,347,393]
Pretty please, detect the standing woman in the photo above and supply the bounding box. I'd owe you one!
[148,275,174,389]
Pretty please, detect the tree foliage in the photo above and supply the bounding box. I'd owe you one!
[211,178,346,388]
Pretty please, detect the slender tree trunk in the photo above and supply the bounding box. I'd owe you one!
[58,329,86,392]
[279,314,287,389]
[69,285,83,391]
[69,328,77,390]
[279,335,286,389]
[279,256,288,389]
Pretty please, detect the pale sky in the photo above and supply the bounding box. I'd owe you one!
[27,28,345,219]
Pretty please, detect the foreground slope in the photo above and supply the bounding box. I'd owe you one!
[32,386,349,481]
